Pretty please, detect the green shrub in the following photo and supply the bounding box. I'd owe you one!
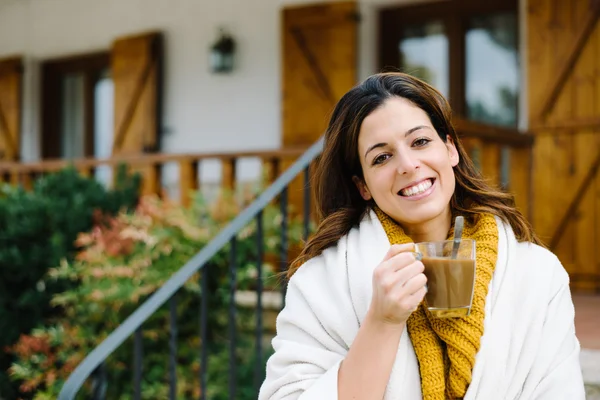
[8,192,306,399]
[0,166,140,398]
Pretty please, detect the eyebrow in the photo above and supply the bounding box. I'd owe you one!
[363,125,429,160]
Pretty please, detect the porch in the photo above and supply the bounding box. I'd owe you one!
[2,124,599,397]
[1,0,599,397]
[575,294,600,397]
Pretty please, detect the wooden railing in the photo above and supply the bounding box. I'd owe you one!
[454,118,534,218]
[0,147,308,207]
[0,119,534,212]
[455,118,533,178]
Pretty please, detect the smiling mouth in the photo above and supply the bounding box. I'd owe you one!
[398,178,434,197]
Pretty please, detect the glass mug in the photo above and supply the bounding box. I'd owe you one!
[414,239,476,318]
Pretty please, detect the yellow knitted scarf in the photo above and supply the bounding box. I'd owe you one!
[374,208,499,399]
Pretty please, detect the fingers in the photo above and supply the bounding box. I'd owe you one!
[376,261,426,297]
[396,276,427,311]
[405,286,428,311]
[414,286,427,300]
[394,259,424,281]
[375,249,425,291]
[371,245,428,323]
[381,243,416,262]
[374,246,418,283]
[391,264,427,304]
[381,251,419,274]
[400,272,427,295]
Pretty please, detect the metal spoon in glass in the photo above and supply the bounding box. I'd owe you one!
[450,216,464,259]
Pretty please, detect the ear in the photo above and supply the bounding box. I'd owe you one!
[352,176,372,201]
[445,135,460,167]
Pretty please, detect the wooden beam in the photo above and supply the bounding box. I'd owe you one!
[453,117,533,147]
[535,2,600,122]
[139,163,162,196]
[221,158,236,192]
[531,116,600,133]
[179,159,198,207]
[0,147,308,175]
[550,149,600,250]
[263,157,281,185]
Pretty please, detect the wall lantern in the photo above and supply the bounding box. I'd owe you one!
[210,28,236,73]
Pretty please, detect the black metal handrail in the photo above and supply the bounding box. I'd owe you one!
[58,137,324,399]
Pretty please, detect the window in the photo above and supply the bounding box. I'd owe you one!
[379,0,519,128]
[41,52,113,160]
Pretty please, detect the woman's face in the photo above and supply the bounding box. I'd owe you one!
[354,96,459,230]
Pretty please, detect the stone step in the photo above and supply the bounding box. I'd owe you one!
[582,349,600,399]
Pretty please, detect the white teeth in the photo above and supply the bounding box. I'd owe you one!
[401,179,432,197]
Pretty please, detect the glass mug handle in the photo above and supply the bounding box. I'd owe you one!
[412,243,422,260]
[411,248,427,293]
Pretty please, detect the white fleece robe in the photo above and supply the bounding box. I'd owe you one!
[258,210,586,400]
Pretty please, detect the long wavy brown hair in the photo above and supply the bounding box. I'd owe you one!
[288,72,540,278]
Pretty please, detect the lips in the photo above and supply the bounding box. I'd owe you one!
[398,178,434,197]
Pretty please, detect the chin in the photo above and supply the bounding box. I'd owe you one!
[386,201,450,226]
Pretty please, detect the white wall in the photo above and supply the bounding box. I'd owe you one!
[0,0,428,163]
[0,0,526,187]
[0,0,283,163]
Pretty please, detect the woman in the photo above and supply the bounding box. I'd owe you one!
[259,73,585,399]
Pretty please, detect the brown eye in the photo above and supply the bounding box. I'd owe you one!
[413,138,431,147]
[373,154,390,165]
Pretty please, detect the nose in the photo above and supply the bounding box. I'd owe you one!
[395,150,420,175]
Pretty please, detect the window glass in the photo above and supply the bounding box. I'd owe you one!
[399,20,449,98]
[466,13,519,127]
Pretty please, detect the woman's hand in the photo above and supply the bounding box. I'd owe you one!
[367,244,427,326]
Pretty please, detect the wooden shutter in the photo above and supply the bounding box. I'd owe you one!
[281,1,358,226]
[0,57,23,161]
[528,0,600,291]
[282,1,358,148]
[111,32,162,155]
